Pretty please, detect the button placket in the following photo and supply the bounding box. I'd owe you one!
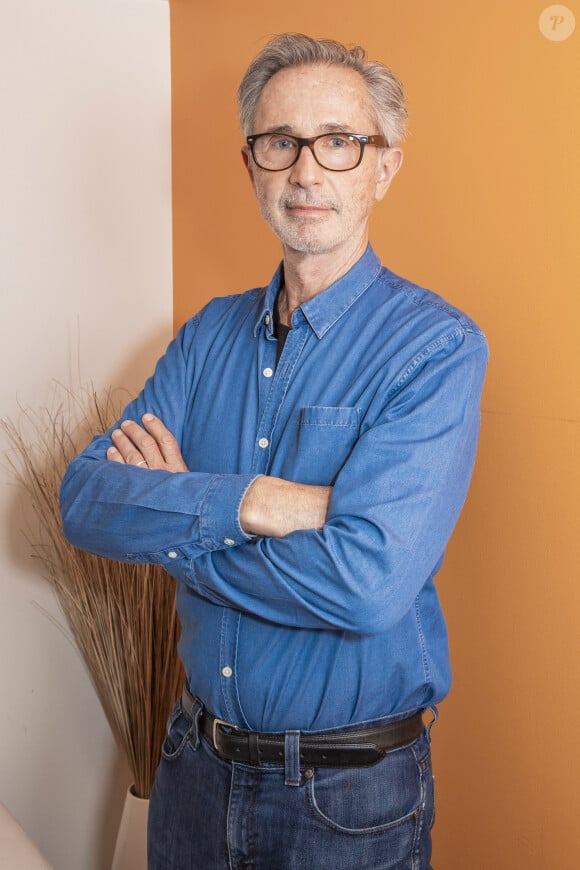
[251,323,309,475]
[252,323,278,472]
[218,610,247,726]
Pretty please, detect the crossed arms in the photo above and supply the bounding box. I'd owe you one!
[107,414,331,538]
[60,305,488,634]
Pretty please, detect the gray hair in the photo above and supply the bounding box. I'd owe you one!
[238,33,408,147]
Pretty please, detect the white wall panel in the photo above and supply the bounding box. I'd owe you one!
[0,2,173,867]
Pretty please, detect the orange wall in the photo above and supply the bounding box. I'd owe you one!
[169,1,580,866]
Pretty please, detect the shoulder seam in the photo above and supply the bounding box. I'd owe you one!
[380,273,485,337]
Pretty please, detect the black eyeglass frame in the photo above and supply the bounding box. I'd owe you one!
[246,132,389,172]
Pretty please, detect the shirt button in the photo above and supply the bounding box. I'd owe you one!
[258,437,269,449]
[221,666,233,678]
[264,314,270,325]
[262,367,273,378]
[223,538,235,546]
[167,550,178,559]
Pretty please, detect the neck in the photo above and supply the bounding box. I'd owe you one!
[278,234,368,327]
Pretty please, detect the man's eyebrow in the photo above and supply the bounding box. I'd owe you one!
[319,123,356,133]
[258,125,295,135]
[255,123,357,136]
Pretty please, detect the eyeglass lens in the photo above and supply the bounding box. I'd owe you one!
[252,134,363,171]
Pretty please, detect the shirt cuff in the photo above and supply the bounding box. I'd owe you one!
[198,473,262,550]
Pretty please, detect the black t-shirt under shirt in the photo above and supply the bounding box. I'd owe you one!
[274,296,291,366]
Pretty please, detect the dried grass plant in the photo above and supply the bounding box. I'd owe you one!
[1,384,184,798]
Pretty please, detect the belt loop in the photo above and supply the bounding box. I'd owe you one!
[191,699,203,751]
[181,688,203,751]
[248,732,260,765]
[284,731,301,787]
[425,705,438,742]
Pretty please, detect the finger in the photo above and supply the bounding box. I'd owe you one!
[141,414,187,470]
[111,426,149,466]
[106,445,126,464]
[119,419,164,468]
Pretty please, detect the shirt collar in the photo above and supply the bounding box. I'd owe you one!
[253,245,382,339]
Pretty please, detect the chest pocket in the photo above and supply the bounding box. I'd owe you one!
[295,405,360,485]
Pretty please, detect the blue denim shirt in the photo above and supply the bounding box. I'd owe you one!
[60,246,488,731]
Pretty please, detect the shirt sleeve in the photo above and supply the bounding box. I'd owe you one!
[59,318,259,562]
[169,327,489,634]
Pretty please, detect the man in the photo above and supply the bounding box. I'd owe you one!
[61,34,487,869]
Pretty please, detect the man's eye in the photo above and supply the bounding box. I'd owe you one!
[326,136,351,149]
[270,137,296,150]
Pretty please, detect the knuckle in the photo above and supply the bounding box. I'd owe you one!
[140,433,156,450]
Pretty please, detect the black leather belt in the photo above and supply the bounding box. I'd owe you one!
[181,687,424,768]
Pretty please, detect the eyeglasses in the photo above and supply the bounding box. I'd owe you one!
[246,132,389,172]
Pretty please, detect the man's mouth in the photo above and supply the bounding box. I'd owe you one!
[284,200,338,216]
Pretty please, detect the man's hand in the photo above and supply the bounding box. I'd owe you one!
[240,476,331,538]
[106,415,329,536]
[106,414,188,473]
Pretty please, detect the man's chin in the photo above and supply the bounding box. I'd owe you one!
[285,240,329,255]
[277,229,344,256]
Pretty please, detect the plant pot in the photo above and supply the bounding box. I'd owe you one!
[111,785,149,870]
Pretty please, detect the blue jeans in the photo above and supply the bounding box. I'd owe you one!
[148,698,435,869]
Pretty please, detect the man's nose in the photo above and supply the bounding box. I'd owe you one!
[288,144,324,186]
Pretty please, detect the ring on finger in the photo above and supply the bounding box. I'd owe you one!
[136,460,148,467]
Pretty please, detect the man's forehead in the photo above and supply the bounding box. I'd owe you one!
[259,63,369,98]
[253,64,375,132]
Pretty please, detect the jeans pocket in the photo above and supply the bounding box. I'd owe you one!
[306,738,427,836]
[160,701,198,762]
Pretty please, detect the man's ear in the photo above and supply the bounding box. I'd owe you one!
[241,147,255,185]
[374,147,403,202]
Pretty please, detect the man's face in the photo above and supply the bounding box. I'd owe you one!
[243,64,401,257]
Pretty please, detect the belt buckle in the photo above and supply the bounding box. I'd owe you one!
[212,716,239,751]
